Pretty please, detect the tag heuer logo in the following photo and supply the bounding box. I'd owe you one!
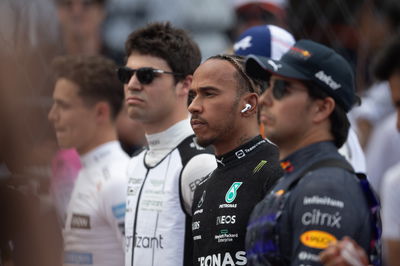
[225,182,243,203]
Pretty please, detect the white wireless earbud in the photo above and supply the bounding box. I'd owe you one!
[241,104,252,113]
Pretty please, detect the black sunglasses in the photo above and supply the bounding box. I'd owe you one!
[268,79,293,100]
[117,66,183,85]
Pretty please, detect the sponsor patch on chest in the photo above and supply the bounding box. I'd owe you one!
[71,214,90,229]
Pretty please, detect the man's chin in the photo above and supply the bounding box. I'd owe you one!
[195,136,214,148]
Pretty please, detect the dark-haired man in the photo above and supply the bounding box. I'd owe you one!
[188,54,282,266]
[244,40,380,265]
[121,22,216,266]
[48,55,129,266]
[320,34,400,266]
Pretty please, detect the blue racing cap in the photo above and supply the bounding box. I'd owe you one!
[234,24,295,60]
[245,39,357,112]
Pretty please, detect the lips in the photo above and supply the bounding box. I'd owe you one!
[190,117,207,130]
[126,96,144,105]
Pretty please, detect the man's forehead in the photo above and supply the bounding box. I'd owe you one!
[193,59,237,84]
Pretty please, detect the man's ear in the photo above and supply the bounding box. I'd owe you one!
[95,101,111,122]
[241,93,258,117]
[176,75,192,97]
[313,97,335,123]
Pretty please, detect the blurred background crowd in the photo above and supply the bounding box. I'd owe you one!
[0,0,399,265]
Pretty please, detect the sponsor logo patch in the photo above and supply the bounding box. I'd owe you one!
[112,203,126,219]
[71,214,90,229]
[288,46,312,59]
[303,195,344,208]
[225,182,243,203]
[192,221,200,231]
[300,230,337,249]
[267,60,282,71]
[134,233,164,249]
[216,215,236,225]
[298,251,320,262]
[235,150,246,159]
[234,36,252,51]
[198,251,247,266]
[193,235,202,240]
[214,229,239,243]
[194,209,203,215]
[219,203,237,209]
[197,190,206,208]
[253,160,267,174]
[64,251,93,264]
[315,70,341,90]
[301,209,341,228]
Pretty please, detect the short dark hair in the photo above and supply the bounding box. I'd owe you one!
[125,22,201,83]
[307,83,349,148]
[207,54,265,96]
[52,55,124,119]
[373,34,400,80]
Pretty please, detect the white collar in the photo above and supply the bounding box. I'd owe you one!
[144,119,194,167]
[80,141,120,167]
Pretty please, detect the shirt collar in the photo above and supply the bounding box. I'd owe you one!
[216,135,265,168]
[80,141,121,167]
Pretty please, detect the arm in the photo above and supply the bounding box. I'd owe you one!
[100,162,129,247]
[287,171,371,266]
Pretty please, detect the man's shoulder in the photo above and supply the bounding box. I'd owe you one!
[176,135,214,166]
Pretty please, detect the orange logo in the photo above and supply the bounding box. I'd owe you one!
[300,230,337,249]
[289,47,312,59]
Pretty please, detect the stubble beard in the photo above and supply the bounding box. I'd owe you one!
[195,100,238,148]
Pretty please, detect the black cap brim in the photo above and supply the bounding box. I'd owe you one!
[245,55,310,81]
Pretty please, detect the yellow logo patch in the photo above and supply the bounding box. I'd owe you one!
[300,230,337,249]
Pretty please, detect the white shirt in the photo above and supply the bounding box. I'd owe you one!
[365,113,400,194]
[381,162,400,240]
[125,119,216,266]
[338,127,367,174]
[63,141,129,266]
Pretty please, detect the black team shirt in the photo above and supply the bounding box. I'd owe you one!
[191,135,283,266]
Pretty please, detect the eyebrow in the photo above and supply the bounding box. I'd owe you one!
[191,86,220,93]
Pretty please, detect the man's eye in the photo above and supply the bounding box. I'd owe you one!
[188,91,196,106]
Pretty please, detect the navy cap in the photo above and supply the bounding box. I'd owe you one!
[245,39,357,112]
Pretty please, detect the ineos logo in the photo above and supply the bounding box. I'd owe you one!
[216,215,236,225]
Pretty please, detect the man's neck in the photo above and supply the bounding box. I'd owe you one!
[214,131,259,157]
[77,127,117,155]
[278,134,333,160]
[143,111,189,135]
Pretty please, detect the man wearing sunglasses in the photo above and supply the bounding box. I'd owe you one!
[244,40,380,265]
[121,23,217,266]
[234,23,367,177]
[188,54,283,266]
